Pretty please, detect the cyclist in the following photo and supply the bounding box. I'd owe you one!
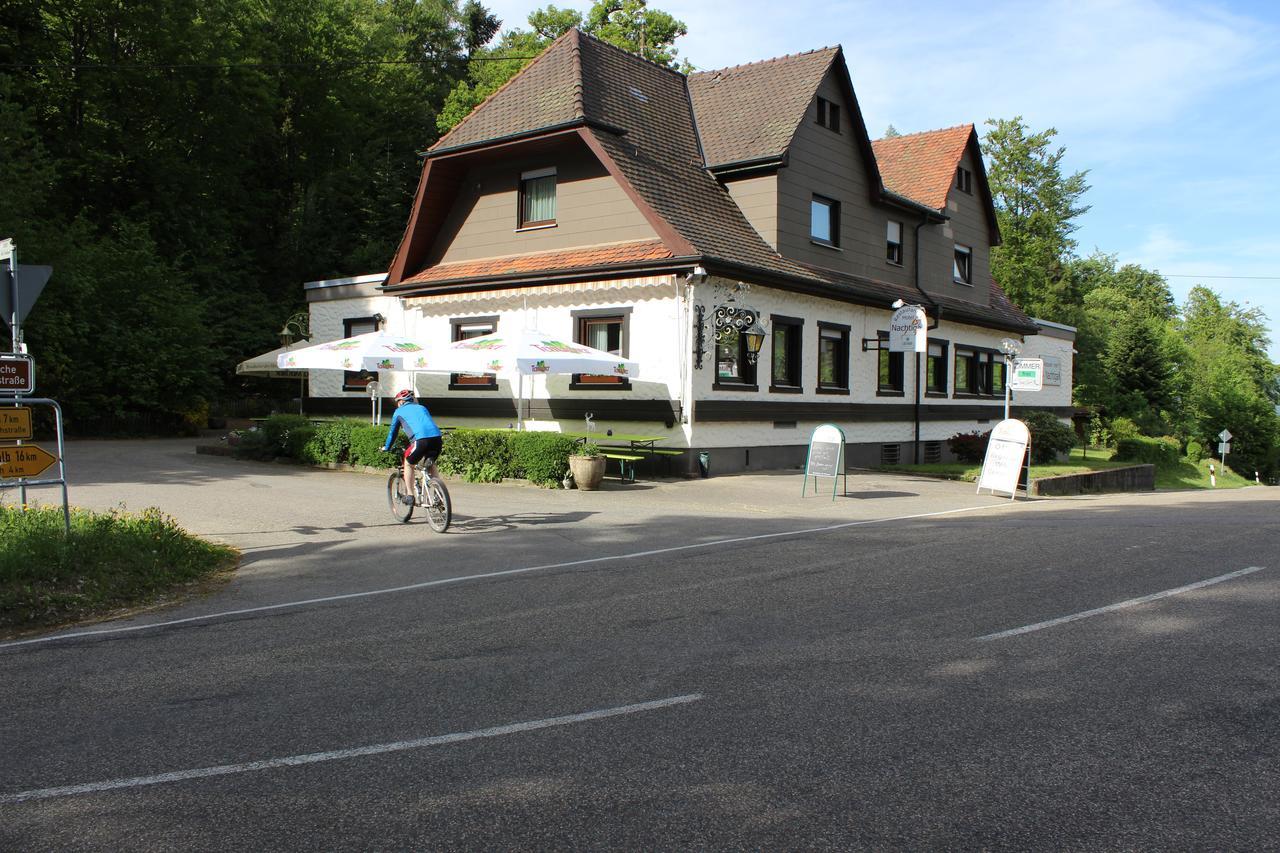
[383,389,443,504]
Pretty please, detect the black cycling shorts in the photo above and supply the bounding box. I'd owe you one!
[404,436,443,466]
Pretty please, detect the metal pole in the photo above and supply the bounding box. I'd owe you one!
[913,351,921,464]
[1003,354,1011,420]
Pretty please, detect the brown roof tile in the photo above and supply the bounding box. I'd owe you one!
[399,240,674,286]
[872,124,973,209]
[688,48,838,167]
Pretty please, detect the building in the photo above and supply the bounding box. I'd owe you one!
[302,29,1075,474]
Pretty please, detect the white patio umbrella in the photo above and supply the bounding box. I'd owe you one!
[275,331,440,372]
[440,327,641,430]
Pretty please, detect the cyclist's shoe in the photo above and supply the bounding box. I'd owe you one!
[399,493,414,505]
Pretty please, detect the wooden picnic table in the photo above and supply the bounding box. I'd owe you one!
[562,431,682,481]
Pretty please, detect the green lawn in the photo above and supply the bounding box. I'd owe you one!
[879,447,1256,491]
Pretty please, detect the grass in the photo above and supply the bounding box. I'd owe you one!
[0,503,239,635]
[879,447,1258,491]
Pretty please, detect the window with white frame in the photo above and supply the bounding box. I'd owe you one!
[954,243,972,284]
[518,168,556,228]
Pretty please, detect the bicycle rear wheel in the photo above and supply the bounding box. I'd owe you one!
[424,477,451,532]
[388,471,414,523]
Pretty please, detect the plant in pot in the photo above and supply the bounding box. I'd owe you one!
[568,442,606,491]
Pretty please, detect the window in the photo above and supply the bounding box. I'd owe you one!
[954,347,998,396]
[956,166,972,194]
[572,310,630,388]
[877,331,904,395]
[518,168,556,228]
[769,315,803,392]
[886,220,903,265]
[816,322,850,392]
[811,195,839,247]
[926,340,949,394]
[341,316,379,391]
[715,328,758,388]
[815,96,840,132]
[450,317,497,389]
[954,243,972,284]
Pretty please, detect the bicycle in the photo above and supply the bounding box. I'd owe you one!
[387,457,451,532]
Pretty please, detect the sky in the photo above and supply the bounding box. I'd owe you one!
[480,0,1280,358]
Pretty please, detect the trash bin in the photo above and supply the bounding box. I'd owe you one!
[698,451,710,478]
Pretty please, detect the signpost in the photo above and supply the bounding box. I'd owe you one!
[0,442,56,479]
[0,354,34,394]
[977,418,1030,500]
[0,406,32,440]
[802,423,847,500]
[1218,429,1232,470]
[1008,358,1044,392]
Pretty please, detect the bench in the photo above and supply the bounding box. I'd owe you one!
[599,451,645,482]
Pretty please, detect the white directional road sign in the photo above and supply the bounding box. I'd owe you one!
[1218,429,1232,442]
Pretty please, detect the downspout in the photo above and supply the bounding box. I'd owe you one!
[913,214,945,464]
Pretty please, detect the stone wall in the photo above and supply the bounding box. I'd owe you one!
[1030,465,1155,496]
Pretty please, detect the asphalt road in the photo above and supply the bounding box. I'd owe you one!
[2,440,1277,850]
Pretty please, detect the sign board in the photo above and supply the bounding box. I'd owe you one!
[0,354,34,394]
[1218,429,1232,443]
[802,423,846,500]
[0,442,57,479]
[976,418,1030,499]
[1042,355,1062,386]
[1218,442,1230,455]
[888,306,927,353]
[0,407,32,440]
[1007,358,1044,391]
[0,262,53,328]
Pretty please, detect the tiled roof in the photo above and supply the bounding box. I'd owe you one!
[688,48,838,168]
[398,240,674,287]
[871,125,973,209]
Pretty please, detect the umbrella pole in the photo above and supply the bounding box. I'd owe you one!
[517,373,525,431]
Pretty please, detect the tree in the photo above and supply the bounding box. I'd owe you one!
[438,0,690,133]
[983,116,1091,322]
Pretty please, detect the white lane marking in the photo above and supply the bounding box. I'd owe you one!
[977,566,1266,642]
[0,693,705,805]
[1,503,1006,650]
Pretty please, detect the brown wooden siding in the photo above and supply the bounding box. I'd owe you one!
[430,144,659,265]
[723,174,779,249]
[919,146,991,307]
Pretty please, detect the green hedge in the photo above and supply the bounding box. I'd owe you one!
[238,419,577,487]
[1114,435,1181,468]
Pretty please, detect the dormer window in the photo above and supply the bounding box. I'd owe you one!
[815,96,840,132]
[518,167,556,228]
[954,243,973,284]
[956,166,972,194]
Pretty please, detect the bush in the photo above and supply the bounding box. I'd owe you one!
[1114,435,1181,468]
[257,414,314,459]
[947,430,990,463]
[1023,410,1077,464]
[348,424,403,468]
[511,432,579,486]
[1185,439,1204,463]
[1107,416,1142,444]
[437,428,515,482]
[300,419,363,465]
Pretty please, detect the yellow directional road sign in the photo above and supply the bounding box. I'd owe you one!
[0,407,33,440]
[0,442,57,479]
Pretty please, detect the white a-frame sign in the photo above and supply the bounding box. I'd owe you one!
[976,418,1031,500]
[802,423,847,500]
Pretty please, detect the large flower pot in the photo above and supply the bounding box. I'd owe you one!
[568,455,606,491]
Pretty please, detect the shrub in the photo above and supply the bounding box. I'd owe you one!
[349,424,402,468]
[255,414,314,459]
[1107,416,1142,444]
[511,432,579,486]
[1022,410,1077,464]
[1114,435,1180,468]
[438,429,515,482]
[300,419,363,465]
[947,430,990,463]
[1185,439,1204,463]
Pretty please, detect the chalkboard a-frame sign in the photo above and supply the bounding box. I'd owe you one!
[802,423,847,500]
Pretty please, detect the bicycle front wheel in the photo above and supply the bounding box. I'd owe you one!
[388,471,414,523]
[424,477,451,532]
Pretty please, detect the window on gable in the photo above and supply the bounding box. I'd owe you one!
[954,243,972,284]
[769,315,803,392]
[518,167,556,228]
[811,195,839,247]
[450,317,498,389]
[571,310,631,389]
[815,96,840,132]
[877,331,904,395]
[886,220,903,265]
[817,322,850,392]
[956,166,972,194]
[341,316,379,391]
